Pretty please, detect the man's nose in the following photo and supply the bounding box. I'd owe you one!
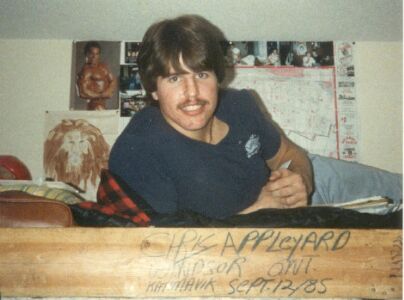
[184,76,198,100]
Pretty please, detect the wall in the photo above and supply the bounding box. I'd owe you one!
[0,40,72,180]
[0,40,402,181]
[355,42,403,172]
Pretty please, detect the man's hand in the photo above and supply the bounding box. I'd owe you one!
[265,135,313,207]
[238,168,308,215]
[264,168,308,208]
[238,133,313,215]
[238,186,283,214]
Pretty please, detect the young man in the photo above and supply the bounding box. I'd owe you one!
[109,15,313,219]
[109,15,401,219]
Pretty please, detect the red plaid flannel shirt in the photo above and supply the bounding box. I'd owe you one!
[77,169,151,226]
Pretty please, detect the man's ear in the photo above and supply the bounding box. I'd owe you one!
[151,92,158,101]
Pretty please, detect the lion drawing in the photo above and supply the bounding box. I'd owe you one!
[44,119,110,192]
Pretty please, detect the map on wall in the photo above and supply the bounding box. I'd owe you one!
[229,67,339,159]
[224,41,359,161]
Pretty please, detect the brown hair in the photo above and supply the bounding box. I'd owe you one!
[137,15,227,96]
[84,41,101,55]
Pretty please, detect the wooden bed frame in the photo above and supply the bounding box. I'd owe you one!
[0,227,402,298]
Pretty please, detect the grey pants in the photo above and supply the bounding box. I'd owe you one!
[309,154,402,214]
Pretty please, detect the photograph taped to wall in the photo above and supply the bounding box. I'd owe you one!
[71,41,121,111]
[43,110,120,201]
[122,41,142,65]
[279,41,334,67]
[335,41,355,77]
[119,64,150,118]
[120,65,142,92]
[120,92,151,117]
[224,41,281,67]
[119,41,150,117]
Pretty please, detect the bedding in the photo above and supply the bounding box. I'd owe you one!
[0,181,84,204]
[69,170,402,229]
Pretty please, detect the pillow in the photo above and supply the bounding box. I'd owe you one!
[0,183,84,205]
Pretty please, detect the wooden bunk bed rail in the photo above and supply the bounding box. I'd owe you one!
[0,227,402,298]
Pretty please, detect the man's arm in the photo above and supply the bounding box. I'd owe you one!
[266,134,313,197]
[99,66,117,99]
[239,135,313,214]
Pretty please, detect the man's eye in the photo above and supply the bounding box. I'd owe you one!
[197,72,209,79]
[167,75,179,83]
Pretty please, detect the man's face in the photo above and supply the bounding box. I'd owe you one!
[86,47,100,65]
[152,57,219,138]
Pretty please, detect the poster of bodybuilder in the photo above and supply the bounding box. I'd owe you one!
[70,41,120,111]
[43,110,119,201]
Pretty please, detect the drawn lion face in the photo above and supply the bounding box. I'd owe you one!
[44,119,110,192]
[61,129,91,169]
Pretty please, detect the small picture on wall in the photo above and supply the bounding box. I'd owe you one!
[120,93,150,117]
[120,65,142,93]
[266,42,281,66]
[335,41,355,77]
[71,41,120,111]
[124,42,142,64]
[225,41,257,66]
[279,41,334,67]
[224,41,281,67]
[119,64,150,117]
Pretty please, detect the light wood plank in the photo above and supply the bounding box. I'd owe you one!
[0,227,401,298]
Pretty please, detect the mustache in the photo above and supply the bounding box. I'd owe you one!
[178,99,209,109]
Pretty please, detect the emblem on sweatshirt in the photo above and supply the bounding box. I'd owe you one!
[245,134,260,158]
